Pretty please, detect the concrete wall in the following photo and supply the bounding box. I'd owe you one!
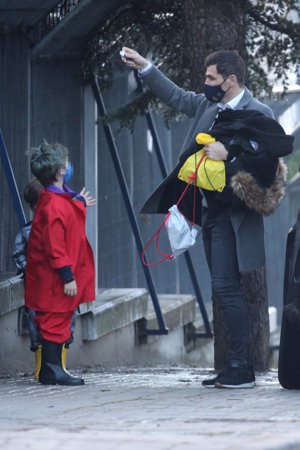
[0,277,213,374]
[0,307,214,375]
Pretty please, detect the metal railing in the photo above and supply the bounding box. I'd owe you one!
[29,0,81,45]
[92,73,213,338]
[91,75,169,337]
[0,130,26,228]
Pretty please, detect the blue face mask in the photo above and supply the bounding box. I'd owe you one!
[203,80,227,103]
[63,162,74,183]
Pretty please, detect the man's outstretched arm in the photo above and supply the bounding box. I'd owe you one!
[120,47,150,71]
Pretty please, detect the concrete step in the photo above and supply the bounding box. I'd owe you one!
[80,288,148,341]
[80,290,198,345]
[0,274,212,371]
[70,291,201,369]
[136,294,197,345]
[0,275,24,317]
[147,294,196,330]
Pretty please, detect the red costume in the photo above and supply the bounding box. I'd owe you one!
[25,189,95,342]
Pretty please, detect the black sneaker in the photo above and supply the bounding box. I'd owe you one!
[202,374,220,388]
[215,366,256,389]
[202,368,226,388]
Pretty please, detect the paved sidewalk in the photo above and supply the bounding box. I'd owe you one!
[1,368,300,450]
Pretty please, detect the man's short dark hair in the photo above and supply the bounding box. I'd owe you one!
[26,141,68,187]
[205,50,246,86]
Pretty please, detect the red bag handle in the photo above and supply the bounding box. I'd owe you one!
[141,213,173,266]
[141,151,205,266]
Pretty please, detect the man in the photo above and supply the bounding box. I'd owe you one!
[121,47,292,389]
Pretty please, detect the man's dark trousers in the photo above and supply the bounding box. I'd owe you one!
[202,209,249,367]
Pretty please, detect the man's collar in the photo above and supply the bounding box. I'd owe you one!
[218,89,245,110]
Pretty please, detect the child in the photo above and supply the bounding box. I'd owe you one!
[25,141,95,386]
[13,179,42,275]
[13,179,43,377]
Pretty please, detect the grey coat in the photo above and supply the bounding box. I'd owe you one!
[140,65,274,272]
[13,221,32,273]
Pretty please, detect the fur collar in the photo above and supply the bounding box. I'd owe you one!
[231,159,287,216]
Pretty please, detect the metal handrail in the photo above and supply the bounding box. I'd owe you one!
[91,75,168,336]
[0,130,26,228]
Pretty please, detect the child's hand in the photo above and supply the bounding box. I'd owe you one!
[64,280,77,296]
[80,187,96,206]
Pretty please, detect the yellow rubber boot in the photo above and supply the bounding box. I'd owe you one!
[34,345,42,381]
[61,345,68,371]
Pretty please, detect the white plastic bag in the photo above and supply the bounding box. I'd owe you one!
[165,205,200,258]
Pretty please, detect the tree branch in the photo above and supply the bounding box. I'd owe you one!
[247,6,300,41]
[99,90,157,131]
[96,3,135,35]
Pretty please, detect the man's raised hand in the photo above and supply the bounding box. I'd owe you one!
[120,47,149,70]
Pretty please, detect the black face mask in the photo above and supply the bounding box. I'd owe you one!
[203,80,227,103]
